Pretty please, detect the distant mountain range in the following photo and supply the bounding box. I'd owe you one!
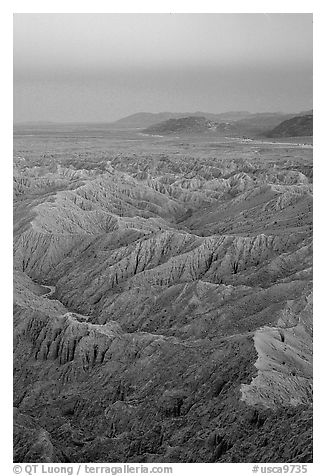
[109,111,253,129]
[14,110,313,138]
[110,110,313,138]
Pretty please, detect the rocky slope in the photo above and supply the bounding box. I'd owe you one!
[13,139,313,463]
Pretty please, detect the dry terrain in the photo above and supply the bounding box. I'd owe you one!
[13,124,313,463]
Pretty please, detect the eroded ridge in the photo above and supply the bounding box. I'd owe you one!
[13,140,313,463]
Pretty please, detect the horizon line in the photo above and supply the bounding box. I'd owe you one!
[13,108,313,126]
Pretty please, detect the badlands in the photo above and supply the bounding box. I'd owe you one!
[13,124,312,463]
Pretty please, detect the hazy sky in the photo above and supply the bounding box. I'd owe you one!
[13,13,313,122]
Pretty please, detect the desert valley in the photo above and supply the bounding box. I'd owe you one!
[13,112,313,463]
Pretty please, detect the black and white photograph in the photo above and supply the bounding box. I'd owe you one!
[12,9,314,470]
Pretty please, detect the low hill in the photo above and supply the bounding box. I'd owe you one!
[265,115,313,138]
[142,116,238,136]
